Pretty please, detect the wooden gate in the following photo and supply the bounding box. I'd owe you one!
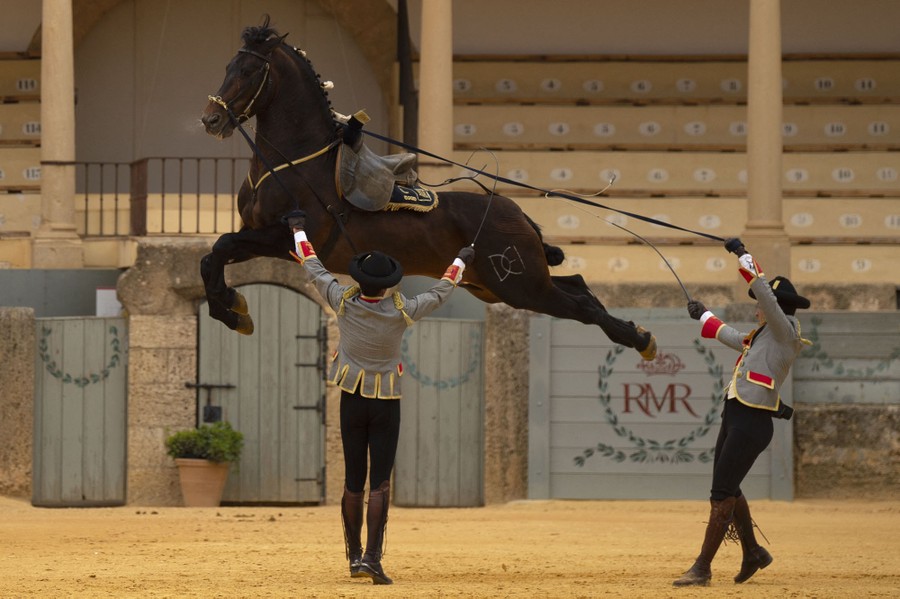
[33,317,128,507]
[393,319,484,507]
[528,316,793,500]
[197,284,326,504]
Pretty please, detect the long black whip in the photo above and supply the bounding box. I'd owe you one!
[547,182,694,301]
[360,128,725,243]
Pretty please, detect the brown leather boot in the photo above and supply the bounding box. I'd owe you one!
[732,494,773,583]
[359,480,393,585]
[673,496,736,587]
[341,486,365,577]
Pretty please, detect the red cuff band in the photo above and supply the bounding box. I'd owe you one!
[299,240,316,259]
[442,264,461,284]
[701,316,725,339]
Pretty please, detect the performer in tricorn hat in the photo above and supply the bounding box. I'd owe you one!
[285,210,472,585]
[674,238,811,587]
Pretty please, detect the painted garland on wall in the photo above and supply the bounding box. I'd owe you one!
[400,327,482,389]
[38,325,123,388]
[575,339,725,466]
[801,316,900,377]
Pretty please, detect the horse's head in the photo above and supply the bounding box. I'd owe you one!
[201,17,287,139]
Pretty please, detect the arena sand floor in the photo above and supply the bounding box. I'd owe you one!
[1,495,897,598]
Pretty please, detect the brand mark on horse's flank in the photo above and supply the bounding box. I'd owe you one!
[489,245,525,281]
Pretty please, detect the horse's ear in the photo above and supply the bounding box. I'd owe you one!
[278,32,289,44]
[260,14,271,28]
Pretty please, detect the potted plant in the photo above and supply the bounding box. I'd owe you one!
[165,421,244,507]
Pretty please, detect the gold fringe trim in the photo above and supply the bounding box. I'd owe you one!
[385,193,439,213]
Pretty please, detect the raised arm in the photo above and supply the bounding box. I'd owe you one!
[402,246,475,322]
[725,238,798,343]
[285,210,347,311]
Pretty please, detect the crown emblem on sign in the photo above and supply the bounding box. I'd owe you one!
[637,352,685,376]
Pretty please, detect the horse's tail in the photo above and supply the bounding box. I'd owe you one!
[524,212,565,267]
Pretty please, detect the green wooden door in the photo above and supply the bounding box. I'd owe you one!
[197,284,326,504]
[33,317,127,507]
[393,319,484,507]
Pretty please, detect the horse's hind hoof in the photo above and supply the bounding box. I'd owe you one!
[229,289,249,315]
[636,326,657,361]
[235,313,254,335]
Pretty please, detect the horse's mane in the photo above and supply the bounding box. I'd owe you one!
[241,15,279,49]
[240,15,336,122]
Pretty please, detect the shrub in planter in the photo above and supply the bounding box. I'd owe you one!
[164,421,244,463]
[165,421,244,507]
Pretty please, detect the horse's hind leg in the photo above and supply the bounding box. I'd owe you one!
[549,273,657,360]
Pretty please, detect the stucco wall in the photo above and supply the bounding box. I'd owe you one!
[795,405,899,498]
[0,307,35,498]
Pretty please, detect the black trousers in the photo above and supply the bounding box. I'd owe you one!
[340,389,401,493]
[710,398,774,501]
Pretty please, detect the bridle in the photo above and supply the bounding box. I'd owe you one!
[207,47,271,124]
[206,43,339,180]
[206,42,355,254]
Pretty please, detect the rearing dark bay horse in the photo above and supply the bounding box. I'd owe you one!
[199,19,657,361]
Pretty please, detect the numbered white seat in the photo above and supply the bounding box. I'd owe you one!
[449,58,900,105]
[0,60,41,102]
[453,104,900,150]
[499,196,897,245]
[446,150,900,197]
[0,147,42,191]
[547,242,900,286]
[0,103,41,145]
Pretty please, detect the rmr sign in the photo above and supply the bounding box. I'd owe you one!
[528,317,793,500]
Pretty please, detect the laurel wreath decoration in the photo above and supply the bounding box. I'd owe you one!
[400,327,482,389]
[38,325,123,388]
[801,316,900,377]
[574,339,724,467]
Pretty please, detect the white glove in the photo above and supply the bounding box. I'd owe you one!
[739,253,756,273]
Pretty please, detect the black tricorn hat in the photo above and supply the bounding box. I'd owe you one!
[749,275,811,309]
[348,251,403,289]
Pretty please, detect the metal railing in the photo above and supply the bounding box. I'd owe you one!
[76,156,251,237]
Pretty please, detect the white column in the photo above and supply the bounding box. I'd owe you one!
[742,0,789,284]
[417,0,453,169]
[34,0,82,268]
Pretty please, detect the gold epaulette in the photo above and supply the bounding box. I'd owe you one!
[393,292,414,326]
[338,285,360,316]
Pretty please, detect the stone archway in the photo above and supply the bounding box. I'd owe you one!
[116,237,333,505]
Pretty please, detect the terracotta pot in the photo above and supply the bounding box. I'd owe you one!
[174,458,231,507]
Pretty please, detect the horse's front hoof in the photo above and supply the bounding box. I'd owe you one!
[235,313,254,335]
[636,326,657,361]
[229,289,249,315]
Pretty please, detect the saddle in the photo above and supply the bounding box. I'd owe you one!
[335,110,437,213]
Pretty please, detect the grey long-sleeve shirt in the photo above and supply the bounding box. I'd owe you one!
[302,257,457,399]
